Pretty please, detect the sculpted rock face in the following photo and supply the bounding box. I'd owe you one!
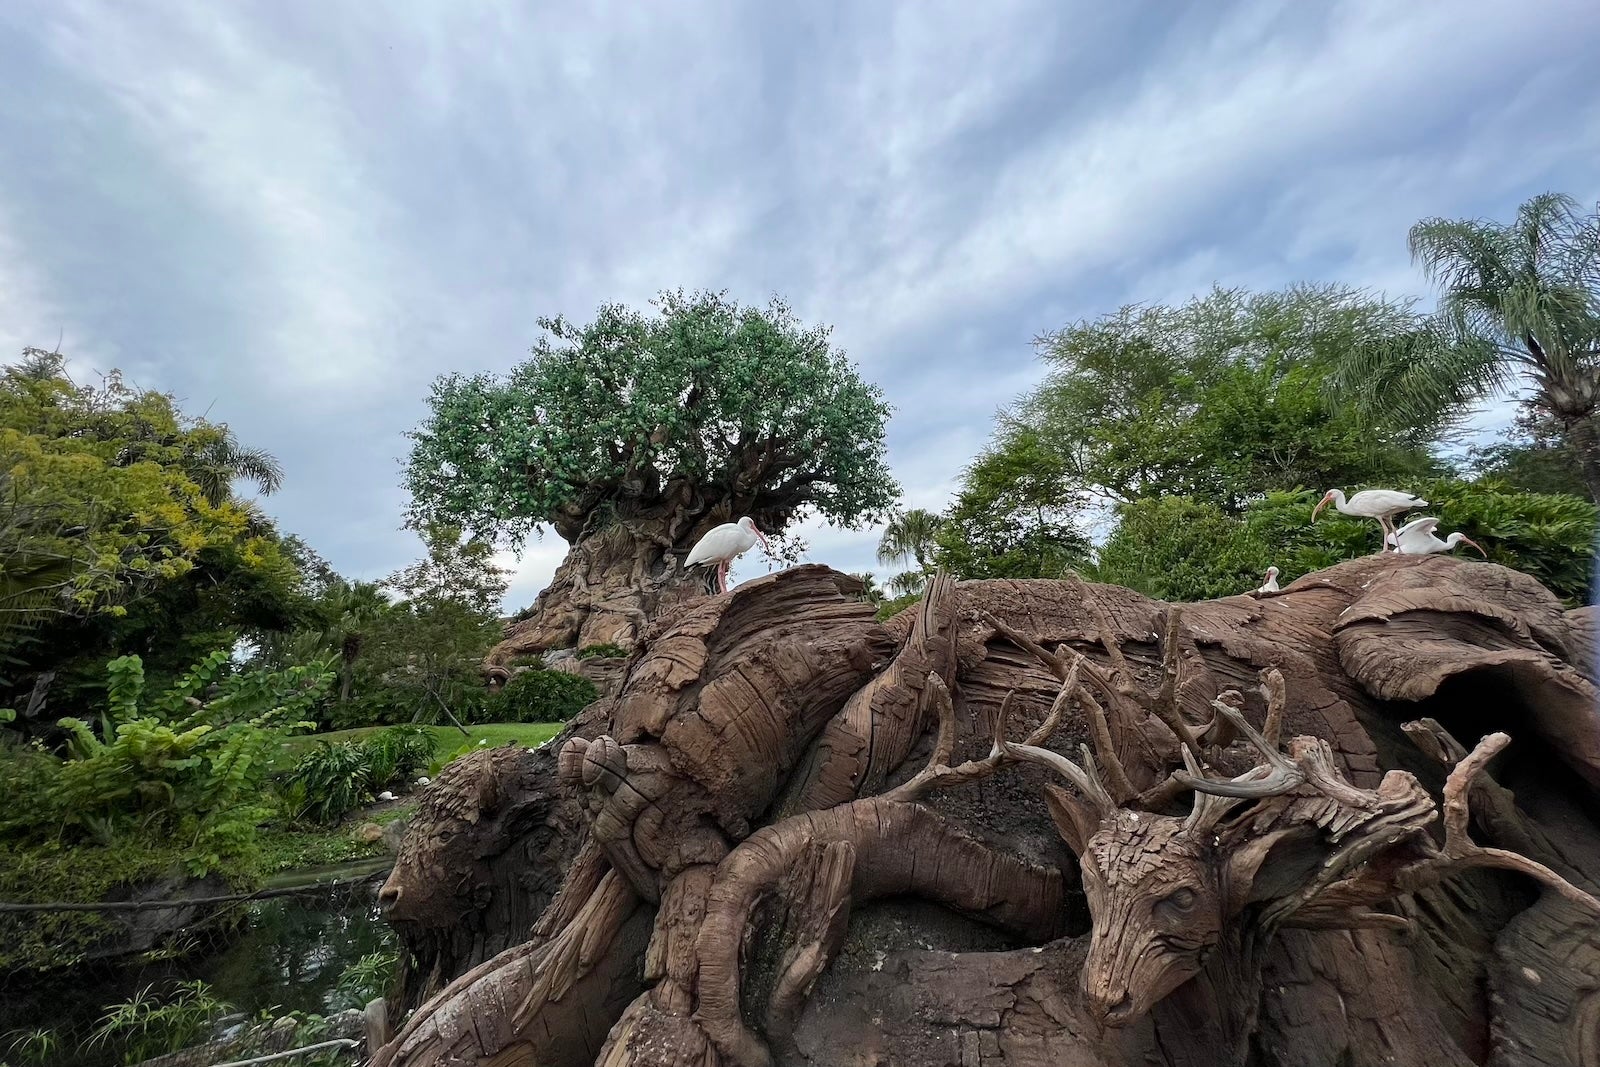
[376,555,1600,1067]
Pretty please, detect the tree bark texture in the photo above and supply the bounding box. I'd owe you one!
[486,510,801,676]
[378,556,1600,1066]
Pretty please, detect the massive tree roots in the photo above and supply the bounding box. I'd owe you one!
[377,557,1600,1066]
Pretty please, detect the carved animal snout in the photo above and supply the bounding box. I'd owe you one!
[1088,987,1137,1028]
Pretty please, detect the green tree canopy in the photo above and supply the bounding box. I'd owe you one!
[1016,285,1447,512]
[0,349,310,716]
[404,290,900,546]
[1329,194,1600,500]
[1093,483,1596,604]
[933,428,1090,579]
[876,508,943,571]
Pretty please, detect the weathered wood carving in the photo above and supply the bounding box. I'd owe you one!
[375,556,1600,1066]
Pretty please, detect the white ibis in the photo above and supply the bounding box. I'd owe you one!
[1388,516,1486,557]
[1256,566,1280,593]
[376,790,396,802]
[1312,488,1428,546]
[414,776,431,786]
[685,516,770,594]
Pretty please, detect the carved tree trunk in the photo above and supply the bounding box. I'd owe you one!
[487,519,713,676]
[380,557,1600,1067]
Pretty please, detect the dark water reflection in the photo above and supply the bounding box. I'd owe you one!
[1,861,394,1067]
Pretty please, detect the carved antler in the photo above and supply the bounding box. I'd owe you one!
[880,664,1077,804]
[1397,731,1600,914]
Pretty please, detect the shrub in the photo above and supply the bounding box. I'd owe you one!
[0,651,329,874]
[333,950,399,1010]
[489,669,596,724]
[575,643,628,659]
[86,980,234,1064]
[282,742,372,825]
[360,725,434,788]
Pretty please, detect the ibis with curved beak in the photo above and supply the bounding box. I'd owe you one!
[1312,488,1428,547]
[1388,516,1486,557]
[685,516,771,594]
[1256,566,1280,593]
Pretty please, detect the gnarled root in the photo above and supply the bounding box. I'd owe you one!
[694,798,1066,1067]
[373,869,649,1067]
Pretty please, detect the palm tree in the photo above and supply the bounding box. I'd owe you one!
[886,570,927,599]
[184,427,285,506]
[1332,194,1600,501]
[876,508,944,570]
[322,580,391,703]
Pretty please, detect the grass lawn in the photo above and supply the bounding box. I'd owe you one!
[282,721,565,760]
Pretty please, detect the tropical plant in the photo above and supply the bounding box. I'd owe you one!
[1016,285,1447,511]
[360,725,435,789]
[1,1027,59,1066]
[876,508,943,571]
[1,652,329,872]
[492,669,597,724]
[333,950,400,1011]
[350,525,507,732]
[282,742,373,825]
[886,570,927,598]
[86,980,233,1064]
[1329,194,1600,500]
[846,572,885,606]
[933,428,1092,579]
[322,580,391,704]
[1092,483,1596,605]
[403,290,899,651]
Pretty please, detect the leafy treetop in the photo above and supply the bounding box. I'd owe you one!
[1015,284,1449,513]
[404,290,900,545]
[0,350,295,645]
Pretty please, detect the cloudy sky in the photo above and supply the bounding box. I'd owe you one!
[3,0,1598,609]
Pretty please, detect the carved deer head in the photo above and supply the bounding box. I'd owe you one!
[1011,738,1289,1027]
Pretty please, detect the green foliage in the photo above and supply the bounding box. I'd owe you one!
[403,290,899,545]
[322,524,507,731]
[1328,194,1600,498]
[1092,497,1272,602]
[874,591,922,621]
[1467,411,1591,498]
[2,1027,59,1066]
[490,669,597,724]
[576,642,629,660]
[1091,483,1596,605]
[280,725,433,825]
[87,980,233,1064]
[0,351,292,647]
[876,508,943,570]
[1,653,329,873]
[935,428,1091,579]
[0,836,191,971]
[282,742,372,825]
[360,725,434,789]
[333,950,399,1011]
[1017,285,1444,511]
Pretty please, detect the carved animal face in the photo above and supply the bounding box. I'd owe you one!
[1076,813,1225,1028]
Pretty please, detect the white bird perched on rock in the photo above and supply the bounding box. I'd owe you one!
[1387,516,1486,557]
[1312,488,1428,546]
[1256,566,1280,593]
[414,776,431,786]
[376,790,396,802]
[685,516,770,594]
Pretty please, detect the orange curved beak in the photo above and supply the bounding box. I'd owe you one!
[754,529,770,555]
[1311,493,1332,521]
[1462,537,1487,557]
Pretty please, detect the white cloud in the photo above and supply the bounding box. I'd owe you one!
[3,0,1598,613]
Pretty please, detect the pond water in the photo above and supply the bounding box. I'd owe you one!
[1,859,395,1067]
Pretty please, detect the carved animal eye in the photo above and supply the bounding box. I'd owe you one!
[1155,887,1197,921]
